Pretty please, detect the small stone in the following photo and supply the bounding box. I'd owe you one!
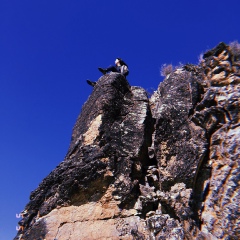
[146,211,155,217]
[113,195,121,200]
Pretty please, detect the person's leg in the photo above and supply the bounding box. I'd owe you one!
[106,66,118,72]
[86,80,96,87]
[98,65,118,74]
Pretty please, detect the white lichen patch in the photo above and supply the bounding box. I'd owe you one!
[83,114,102,145]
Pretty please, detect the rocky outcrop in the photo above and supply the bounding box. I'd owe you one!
[15,42,239,240]
[195,42,240,239]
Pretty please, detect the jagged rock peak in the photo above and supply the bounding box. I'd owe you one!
[15,42,239,240]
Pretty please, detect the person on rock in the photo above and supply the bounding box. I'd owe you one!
[86,58,129,87]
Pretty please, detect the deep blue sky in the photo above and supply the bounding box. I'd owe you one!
[0,0,239,238]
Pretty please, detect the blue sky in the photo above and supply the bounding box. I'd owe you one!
[0,0,239,239]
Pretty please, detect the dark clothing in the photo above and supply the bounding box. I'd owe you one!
[106,65,129,77]
[87,61,129,87]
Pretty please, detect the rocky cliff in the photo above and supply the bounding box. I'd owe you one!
[15,42,239,240]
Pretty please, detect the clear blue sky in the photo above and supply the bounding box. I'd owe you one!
[0,0,239,239]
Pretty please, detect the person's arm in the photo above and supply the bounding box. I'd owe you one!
[121,65,129,76]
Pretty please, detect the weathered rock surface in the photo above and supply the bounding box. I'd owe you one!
[15,42,239,240]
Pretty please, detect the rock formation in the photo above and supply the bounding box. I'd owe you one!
[15,42,239,240]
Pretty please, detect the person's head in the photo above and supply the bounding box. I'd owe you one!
[115,58,121,66]
[115,58,128,67]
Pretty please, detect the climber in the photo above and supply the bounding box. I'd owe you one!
[86,58,129,87]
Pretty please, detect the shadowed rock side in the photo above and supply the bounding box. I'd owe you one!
[15,73,155,240]
[15,43,239,240]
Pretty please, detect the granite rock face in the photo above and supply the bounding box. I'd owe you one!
[15,42,239,240]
